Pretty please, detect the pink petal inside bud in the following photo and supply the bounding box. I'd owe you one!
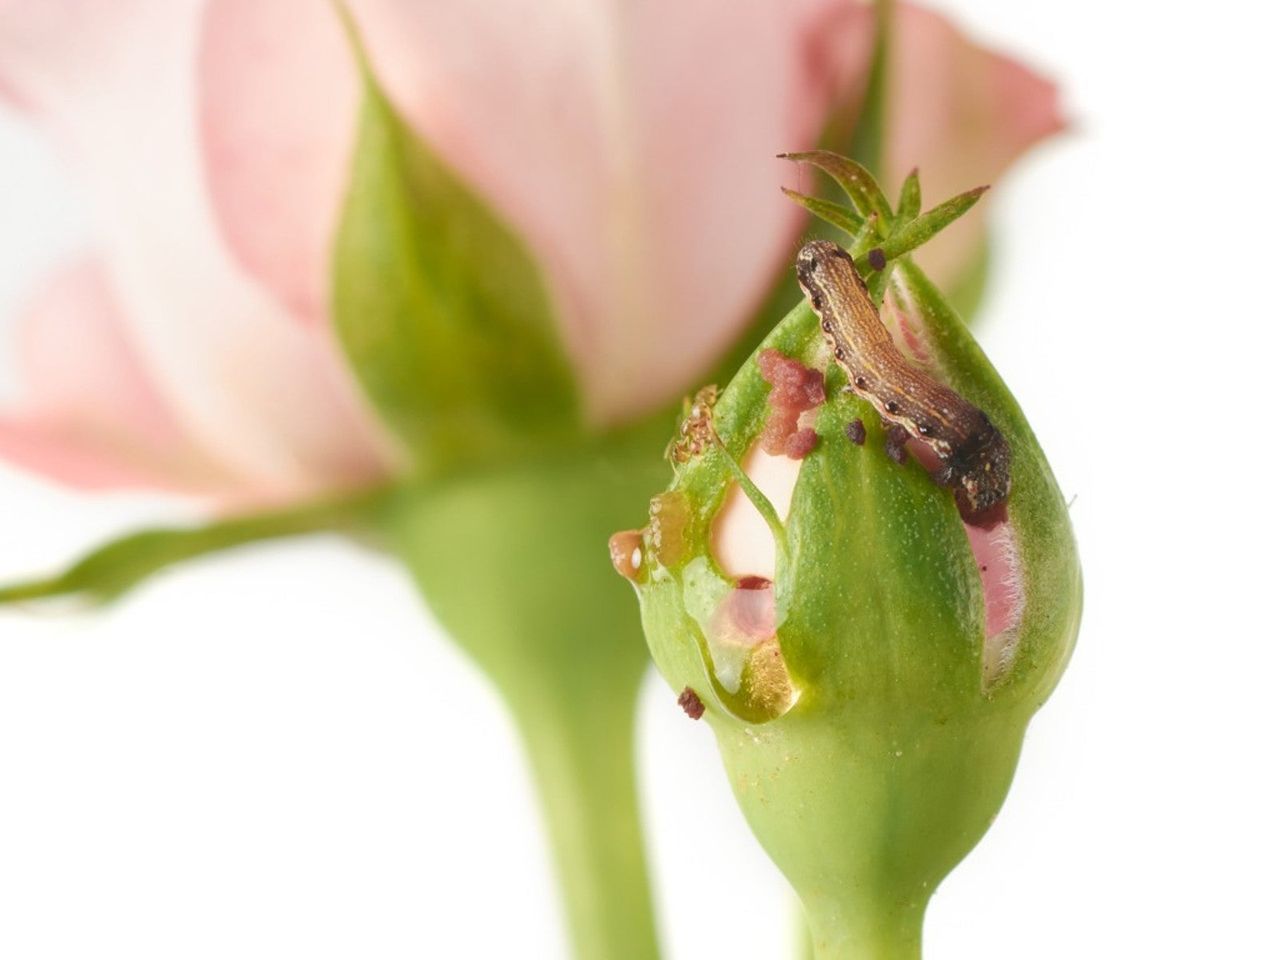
[889,298,934,367]
[715,575,777,643]
[701,576,796,720]
[712,353,825,579]
[965,514,1026,689]
[705,576,777,685]
[712,443,802,580]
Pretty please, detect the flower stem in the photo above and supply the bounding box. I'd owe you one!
[384,423,672,959]
[507,674,660,960]
[804,896,925,960]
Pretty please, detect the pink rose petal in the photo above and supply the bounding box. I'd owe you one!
[0,1,399,499]
[197,0,873,425]
[0,257,230,493]
[198,0,359,324]
[887,4,1065,288]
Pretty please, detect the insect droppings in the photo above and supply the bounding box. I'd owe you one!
[677,687,705,720]
[758,348,826,457]
[884,424,910,464]
[783,427,820,459]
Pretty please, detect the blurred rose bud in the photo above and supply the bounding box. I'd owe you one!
[0,0,1060,504]
[621,161,1081,957]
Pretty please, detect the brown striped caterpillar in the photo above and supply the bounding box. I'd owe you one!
[795,239,1011,522]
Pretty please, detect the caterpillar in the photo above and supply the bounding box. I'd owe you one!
[795,239,1011,523]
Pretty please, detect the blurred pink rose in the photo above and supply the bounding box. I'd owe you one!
[0,0,1060,504]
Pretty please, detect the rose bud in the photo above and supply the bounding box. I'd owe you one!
[618,158,1081,957]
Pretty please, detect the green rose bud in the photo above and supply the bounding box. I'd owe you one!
[618,156,1082,958]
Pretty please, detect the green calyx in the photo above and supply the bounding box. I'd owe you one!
[332,13,582,479]
[625,157,1082,957]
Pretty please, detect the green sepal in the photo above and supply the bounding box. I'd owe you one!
[722,164,988,395]
[896,167,922,220]
[779,187,865,238]
[864,186,989,270]
[780,151,894,223]
[332,26,580,477]
[778,395,982,706]
[0,489,389,607]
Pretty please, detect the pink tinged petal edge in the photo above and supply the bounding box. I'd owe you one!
[887,4,1065,289]
[198,0,359,324]
[1,1,401,500]
[198,1,1059,425]
[0,257,233,494]
[965,518,1026,688]
[198,0,875,425]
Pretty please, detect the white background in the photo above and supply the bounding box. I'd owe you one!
[2,1,1278,957]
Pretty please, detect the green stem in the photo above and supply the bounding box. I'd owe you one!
[382,423,672,960]
[805,896,924,960]
[796,901,817,960]
[508,676,660,960]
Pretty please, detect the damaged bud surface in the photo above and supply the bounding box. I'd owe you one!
[668,385,719,464]
[608,529,645,582]
[620,161,1080,960]
[758,348,826,459]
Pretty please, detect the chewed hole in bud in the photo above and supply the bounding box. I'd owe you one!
[609,529,645,582]
[712,444,801,580]
[711,351,826,583]
[883,289,932,366]
[875,303,1028,688]
[894,437,1026,686]
[719,575,775,639]
[966,516,1026,690]
[701,576,797,721]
